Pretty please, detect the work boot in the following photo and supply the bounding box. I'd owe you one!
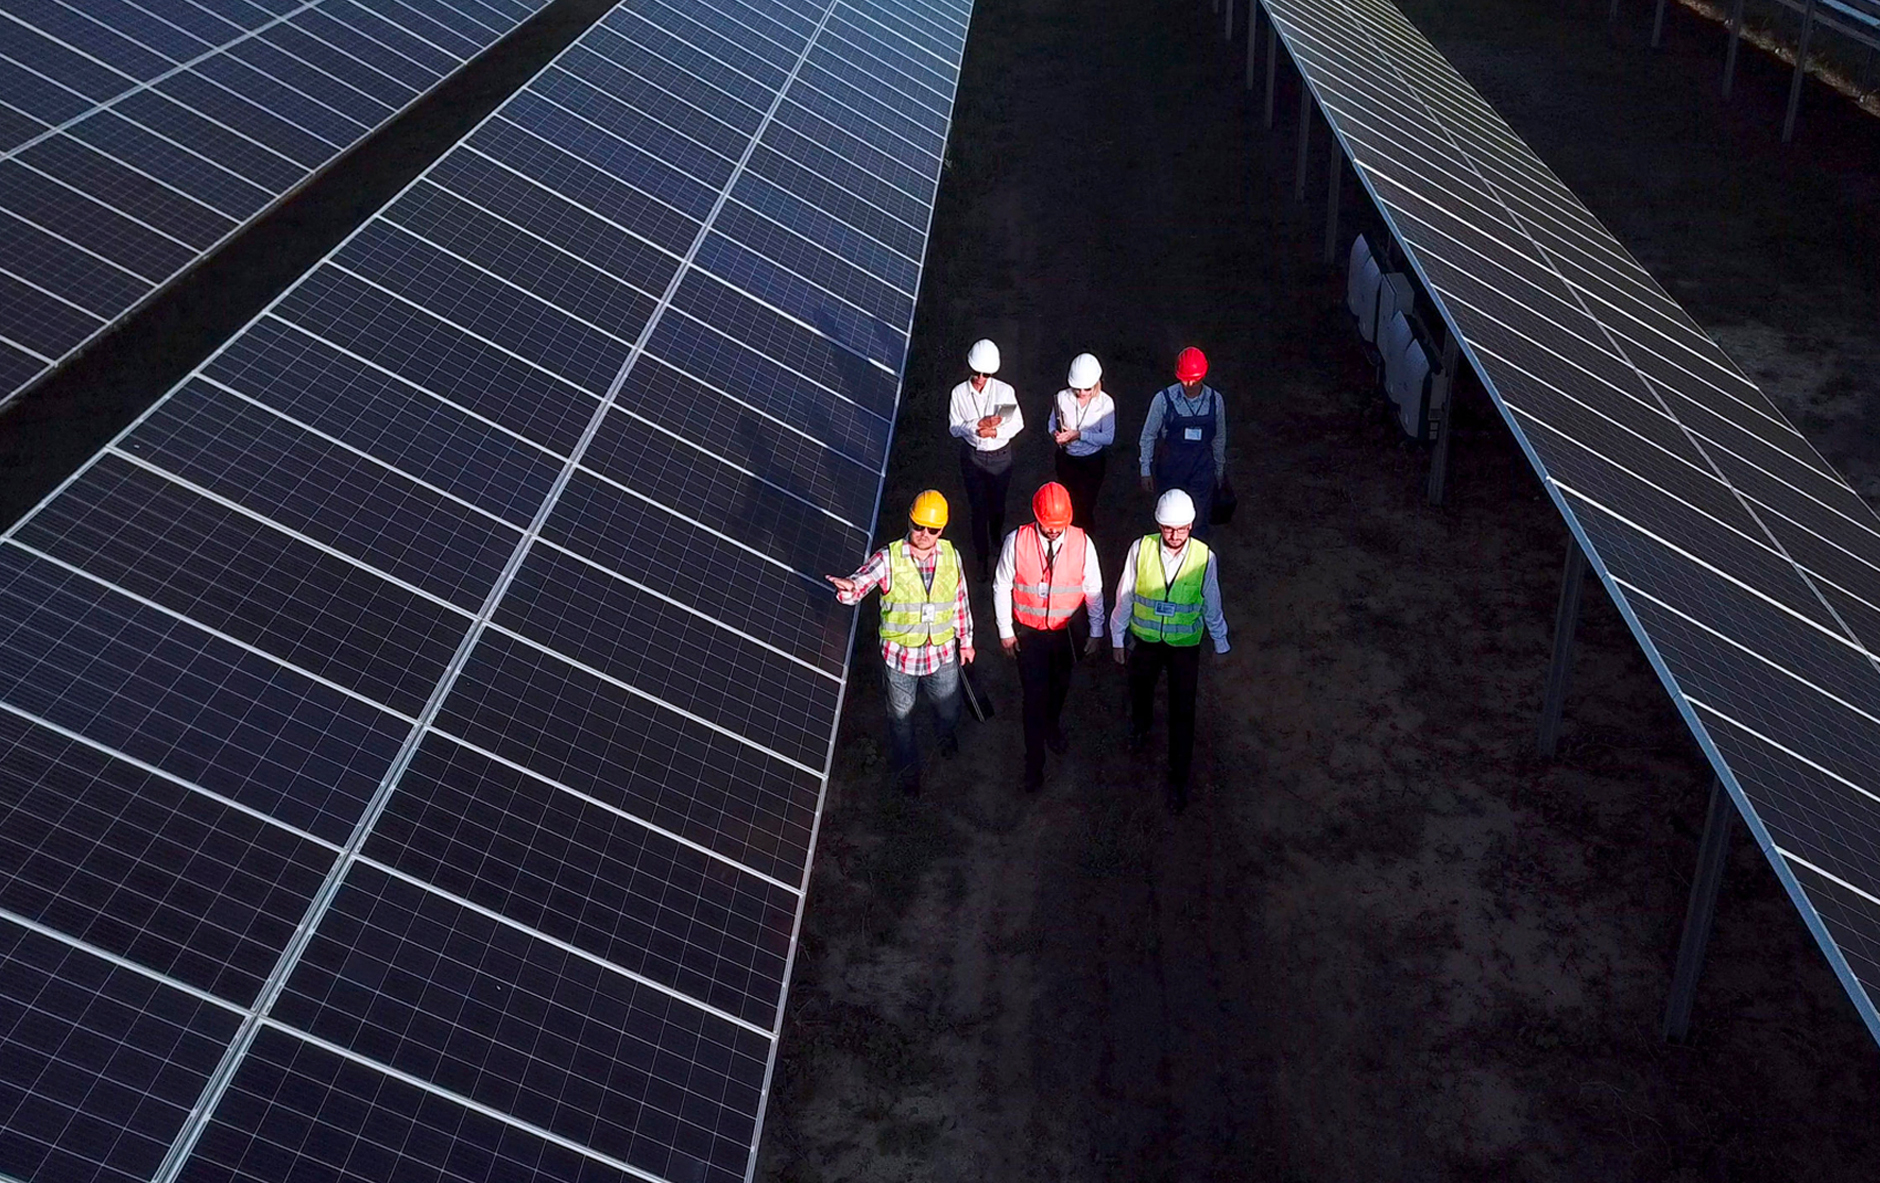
[1046,726,1068,755]
[1022,765,1044,794]
[1165,776,1188,815]
[937,732,959,760]
[1126,730,1149,755]
[893,767,922,798]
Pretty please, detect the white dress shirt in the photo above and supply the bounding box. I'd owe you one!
[992,528,1105,640]
[948,377,1024,452]
[1046,388,1116,457]
[1108,537,1230,652]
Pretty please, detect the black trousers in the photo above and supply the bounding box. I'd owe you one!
[1016,624,1075,779]
[1054,448,1106,531]
[1128,639,1201,786]
[959,444,1012,572]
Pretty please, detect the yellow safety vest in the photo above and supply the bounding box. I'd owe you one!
[880,541,962,648]
[1128,537,1209,646]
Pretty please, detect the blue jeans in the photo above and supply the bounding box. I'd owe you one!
[883,654,961,773]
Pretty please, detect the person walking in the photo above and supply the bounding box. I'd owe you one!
[1048,352,1115,530]
[948,338,1024,578]
[1109,489,1229,813]
[994,482,1104,793]
[827,490,975,796]
[1138,346,1228,540]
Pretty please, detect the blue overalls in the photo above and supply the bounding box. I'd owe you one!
[1153,384,1219,539]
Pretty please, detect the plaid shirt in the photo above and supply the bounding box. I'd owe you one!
[836,541,974,675]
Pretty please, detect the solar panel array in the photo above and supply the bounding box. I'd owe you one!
[1260,0,1880,1039]
[0,0,970,1176]
[0,0,558,409]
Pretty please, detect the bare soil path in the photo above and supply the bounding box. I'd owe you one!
[758,1,1880,1180]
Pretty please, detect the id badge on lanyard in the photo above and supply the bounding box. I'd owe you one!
[920,603,937,624]
[1182,427,1203,441]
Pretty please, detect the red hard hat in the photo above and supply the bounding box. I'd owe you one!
[1032,482,1074,530]
[1175,347,1208,383]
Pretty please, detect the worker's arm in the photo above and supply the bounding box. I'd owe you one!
[826,546,892,604]
[1201,552,1230,654]
[1109,538,1141,649]
[991,531,1019,644]
[1080,394,1116,449]
[1137,390,1165,476]
[947,382,980,442]
[1211,388,1229,484]
[1081,540,1105,641]
[953,557,975,662]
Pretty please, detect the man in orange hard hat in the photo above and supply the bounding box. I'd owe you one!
[1139,346,1229,540]
[993,482,1104,793]
[827,490,975,796]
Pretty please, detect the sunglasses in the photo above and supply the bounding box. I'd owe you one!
[909,524,942,536]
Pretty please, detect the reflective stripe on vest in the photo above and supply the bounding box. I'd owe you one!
[1011,523,1087,631]
[1128,537,1209,646]
[880,541,962,648]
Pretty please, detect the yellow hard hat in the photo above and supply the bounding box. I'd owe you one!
[909,489,949,529]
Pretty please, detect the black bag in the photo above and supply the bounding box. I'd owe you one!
[960,661,994,722]
[1211,479,1237,526]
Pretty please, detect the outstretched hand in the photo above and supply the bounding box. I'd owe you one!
[824,575,857,597]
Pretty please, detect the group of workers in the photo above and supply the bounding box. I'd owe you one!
[827,340,1232,814]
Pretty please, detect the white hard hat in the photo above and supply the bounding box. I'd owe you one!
[1154,489,1196,528]
[967,338,1001,374]
[1066,353,1102,389]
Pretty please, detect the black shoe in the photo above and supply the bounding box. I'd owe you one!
[1165,777,1188,814]
[937,732,959,760]
[1126,730,1149,755]
[894,768,922,797]
[1046,727,1068,755]
[1022,769,1044,794]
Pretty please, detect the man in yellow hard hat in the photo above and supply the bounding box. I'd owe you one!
[827,490,976,795]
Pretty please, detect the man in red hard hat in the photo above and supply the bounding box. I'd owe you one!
[1138,346,1229,540]
[993,482,1105,793]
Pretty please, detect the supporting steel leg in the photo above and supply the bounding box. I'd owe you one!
[1662,779,1735,1042]
[1651,0,1668,47]
[1212,0,1219,16]
[1294,86,1310,202]
[1609,0,1620,22]
[1425,334,1460,506]
[1323,152,1341,266]
[1536,538,1587,757]
[1247,0,1259,91]
[1723,0,1747,98]
[1225,0,1234,42]
[1264,25,1277,128]
[1783,0,1818,142]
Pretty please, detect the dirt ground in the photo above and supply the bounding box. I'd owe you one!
[755,1,1880,1180]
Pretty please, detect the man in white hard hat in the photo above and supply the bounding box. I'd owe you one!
[1048,352,1115,530]
[947,338,1024,578]
[1109,489,1230,813]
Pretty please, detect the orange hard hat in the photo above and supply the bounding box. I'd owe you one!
[1175,346,1208,383]
[1032,482,1073,530]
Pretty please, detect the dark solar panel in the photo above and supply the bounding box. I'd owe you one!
[0,0,972,1176]
[1263,0,1880,1040]
[0,0,558,410]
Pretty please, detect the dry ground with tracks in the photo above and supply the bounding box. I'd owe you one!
[755,0,1880,1179]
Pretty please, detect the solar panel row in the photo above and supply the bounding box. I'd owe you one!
[0,0,971,1178]
[0,0,558,409]
[1261,0,1880,1039]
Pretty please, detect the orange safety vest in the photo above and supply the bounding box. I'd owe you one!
[1011,523,1088,631]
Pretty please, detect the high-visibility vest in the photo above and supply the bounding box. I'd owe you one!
[879,541,962,648]
[1128,537,1210,646]
[1011,524,1088,631]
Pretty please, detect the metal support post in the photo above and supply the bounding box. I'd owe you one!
[1294,86,1311,202]
[1246,0,1259,90]
[1212,0,1219,16]
[1609,0,1620,22]
[1264,25,1278,128]
[1783,0,1818,142]
[1323,153,1341,266]
[1662,779,1735,1042]
[1651,0,1668,47]
[1225,0,1234,42]
[1425,335,1460,506]
[1723,0,1747,98]
[1536,538,1587,757]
